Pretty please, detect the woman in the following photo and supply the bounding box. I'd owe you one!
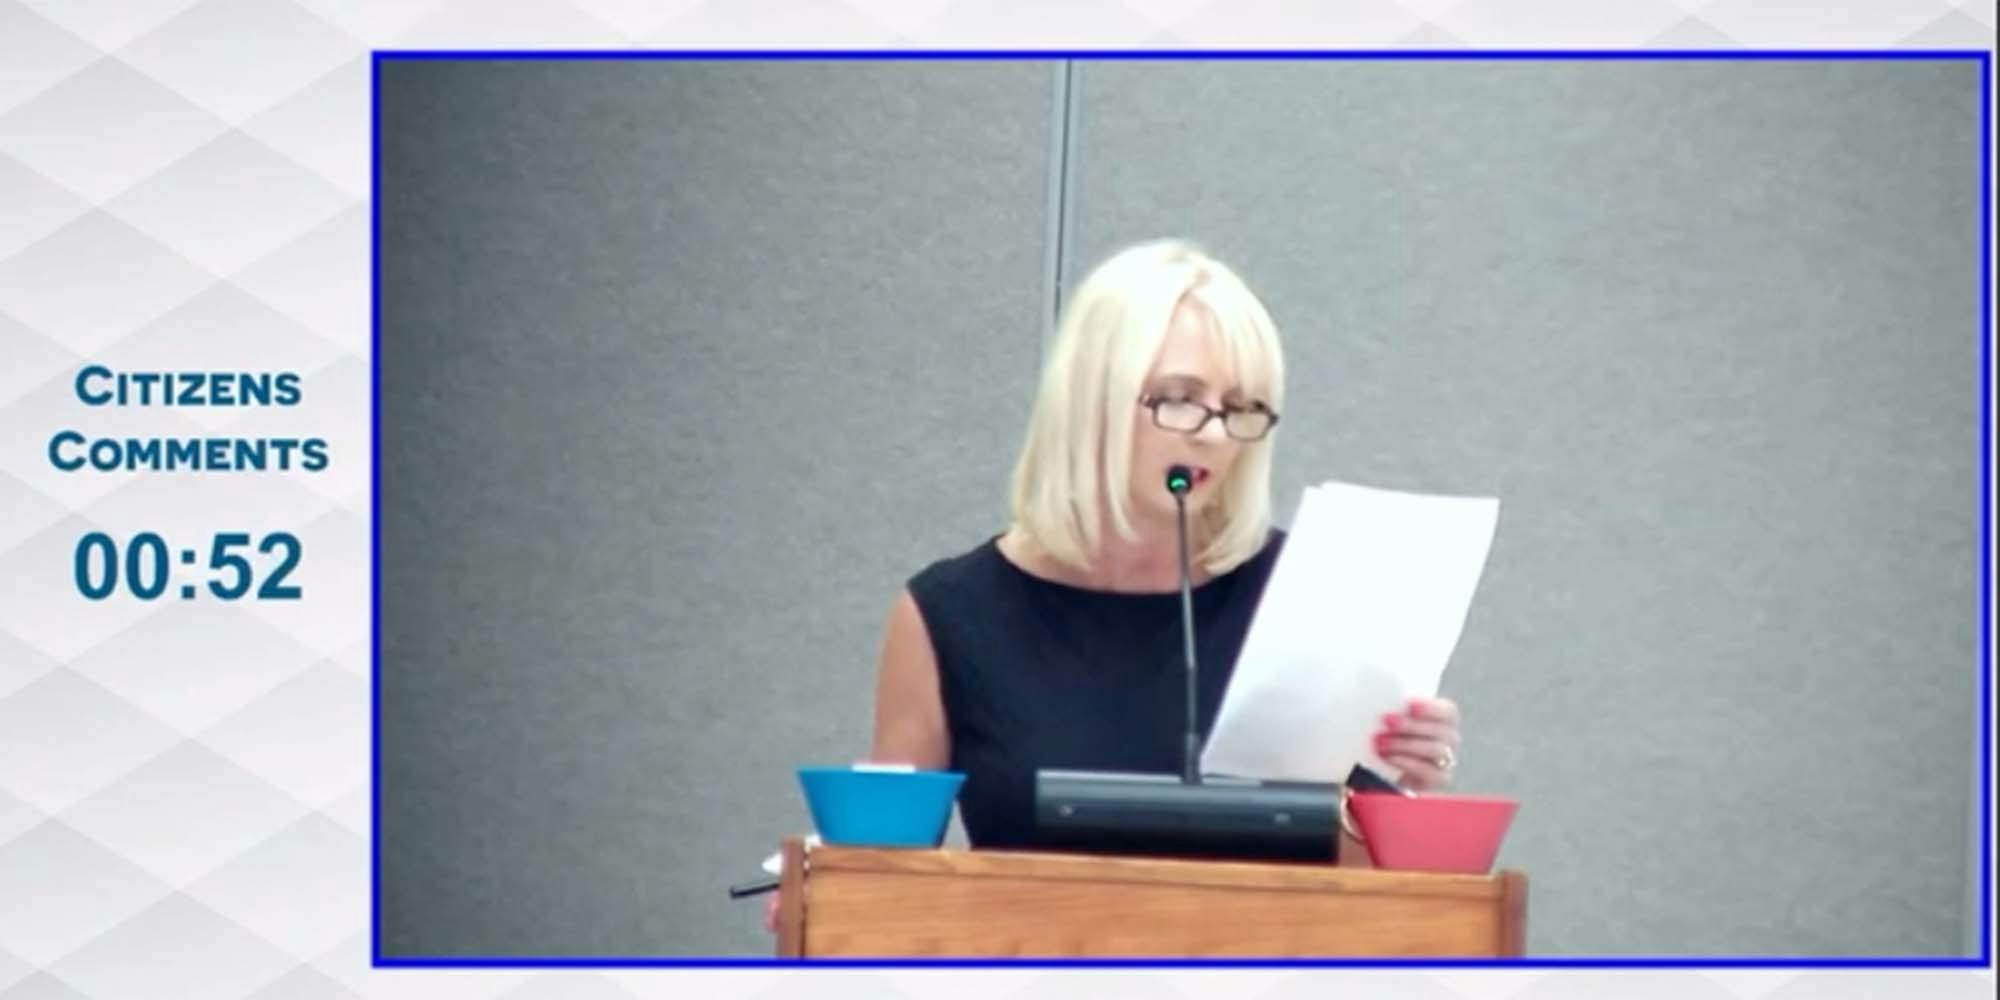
[765,239,1461,927]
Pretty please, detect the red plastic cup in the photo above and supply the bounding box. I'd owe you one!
[1347,792,1519,874]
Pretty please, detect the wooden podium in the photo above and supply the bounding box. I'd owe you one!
[774,837,1527,958]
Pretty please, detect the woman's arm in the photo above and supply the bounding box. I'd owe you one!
[868,588,949,770]
[766,590,947,934]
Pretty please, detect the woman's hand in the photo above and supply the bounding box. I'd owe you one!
[763,890,781,933]
[1374,696,1460,792]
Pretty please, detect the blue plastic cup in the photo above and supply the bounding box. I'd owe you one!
[796,766,965,848]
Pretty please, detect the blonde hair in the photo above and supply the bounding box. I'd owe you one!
[1008,239,1286,575]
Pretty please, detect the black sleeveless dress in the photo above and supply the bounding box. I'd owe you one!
[905,528,1287,849]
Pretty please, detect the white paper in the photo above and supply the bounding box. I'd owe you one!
[1200,479,1500,784]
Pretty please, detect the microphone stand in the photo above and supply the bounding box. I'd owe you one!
[1030,465,1342,863]
[1173,476,1200,786]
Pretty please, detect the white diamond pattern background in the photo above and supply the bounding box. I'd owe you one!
[0,668,182,813]
[114,0,359,125]
[0,950,27,997]
[0,212,216,358]
[0,822,172,967]
[1186,0,1478,46]
[1691,0,1957,46]
[0,469,68,565]
[0,322,76,428]
[635,0,903,48]
[0,60,230,204]
[805,0,962,39]
[329,637,366,682]
[183,813,367,961]
[0,317,75,416]
[230,208,371,350]
[488,975,650,1000]
[100,131,354,280]
[1433,0,1695,44]
[0,786,42,848]
[323,785,368,839]
[1648,17,1752,46]
[239,61,372,201]
[310,933,537,1000]
[564,0,715,38]
[0,5,102,113]
[0,3,1989,1000]
[0,157,91,266]
[46,894,300,1000]
[244,967,363,1000]
[287,1,455,47]
[913,1,1164,48]
[197,663,367,809]
[4,972,94,1000]
[64,602,320,735]
[0,628,57,704]
[396,0,631,48]
[57,743,313,889]
[17,0,208,51]
[1224,970,1467,1000]
[993,971,1199,1000]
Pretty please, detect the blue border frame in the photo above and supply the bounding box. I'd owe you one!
[369,48,1996,969]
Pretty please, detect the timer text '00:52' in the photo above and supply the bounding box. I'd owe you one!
[75,532,303,601]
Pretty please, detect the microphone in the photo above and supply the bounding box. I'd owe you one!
[1166,464,1200,785]
[1026,463,1345,864]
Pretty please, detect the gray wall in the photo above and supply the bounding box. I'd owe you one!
[377,58,1986,958]
[377,60,1053,957]
[1066,59,1983,958]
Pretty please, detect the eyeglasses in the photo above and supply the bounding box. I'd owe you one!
[1139,394,1280,441]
